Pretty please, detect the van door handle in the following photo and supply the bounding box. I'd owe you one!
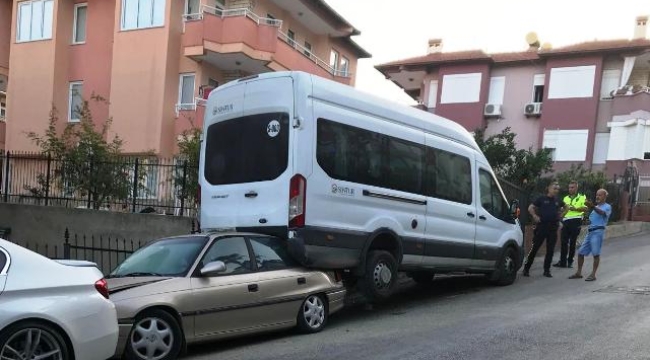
[248,284,259,292]
[245,191,258,198]
[467,212,475,218]
[479,215,487,221]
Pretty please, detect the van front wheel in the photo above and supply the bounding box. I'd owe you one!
[361,250,398,301]
[488,247,518,286]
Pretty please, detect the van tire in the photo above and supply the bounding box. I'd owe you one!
[488,247,518,286]
[361,250,398,301]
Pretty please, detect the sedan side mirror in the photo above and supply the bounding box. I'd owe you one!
[510,200,521,219]
[200,261,227,276]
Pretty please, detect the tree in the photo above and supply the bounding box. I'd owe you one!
[26,95,141,209]
[474,127,554,186]
[174,122,201,209]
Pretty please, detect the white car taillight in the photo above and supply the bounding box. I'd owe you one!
[289,174,306,228]
[95,278,110,299]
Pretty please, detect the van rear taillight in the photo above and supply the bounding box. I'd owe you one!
[289,174,306,228]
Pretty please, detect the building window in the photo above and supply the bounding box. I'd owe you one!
[440,73,482,104]
[304,41,312,56]
[178,73,196,109]
[69,82,83,122]
[185,0,200,14]
[215,0,225,9]
[121,0,165,31]
[0,100,6,120]
[532,74,545,103]
[73,3,88,44]
[208,78,219,88]
[340,57,350,76]
[548,65,596,99]
[600,69,622,99]
[488,76,505,105]
[17,0,54,42]
[330,50,339,71]
[287,30,296,47]
[542,129,589,161]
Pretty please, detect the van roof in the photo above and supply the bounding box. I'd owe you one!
[219,71,481,153]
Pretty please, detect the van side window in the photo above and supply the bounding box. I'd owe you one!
[317,119,424,195]
[427,148,472,205]
[479,169,509,220]
[0,250,6,274]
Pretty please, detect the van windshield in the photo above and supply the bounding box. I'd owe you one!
[204,112,290,185]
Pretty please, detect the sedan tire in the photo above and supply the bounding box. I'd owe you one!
[125,309,183,360]
[0,321,71,360]
[297,294,328,334]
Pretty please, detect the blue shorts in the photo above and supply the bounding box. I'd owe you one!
[578,229,605,256]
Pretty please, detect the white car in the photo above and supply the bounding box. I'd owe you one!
[0,239,119,360]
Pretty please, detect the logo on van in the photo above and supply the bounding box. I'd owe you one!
[331,184,355,197]
[267,120,281,138]
[213,104,234,115]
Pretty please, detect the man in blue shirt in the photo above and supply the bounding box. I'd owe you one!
[569,189,612,282]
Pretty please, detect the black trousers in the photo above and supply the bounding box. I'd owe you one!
[559,218,582,265]
[524,222,558,272]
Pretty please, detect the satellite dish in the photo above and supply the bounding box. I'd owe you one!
[525,32,539,46]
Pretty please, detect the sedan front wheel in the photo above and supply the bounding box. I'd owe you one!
[125,309,183,360]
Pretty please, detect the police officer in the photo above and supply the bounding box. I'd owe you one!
[523,182,566,278]
[554,180,588,268]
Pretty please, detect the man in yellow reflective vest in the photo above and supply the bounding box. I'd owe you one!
[554,180,588,268]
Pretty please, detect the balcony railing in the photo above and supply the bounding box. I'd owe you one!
[182,6,353,79]
[183,5,283,27]
[277,31,351,78]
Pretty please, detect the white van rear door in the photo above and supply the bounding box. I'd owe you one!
[201,76,294,230]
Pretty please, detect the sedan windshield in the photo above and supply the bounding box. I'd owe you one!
[109,236,208,277]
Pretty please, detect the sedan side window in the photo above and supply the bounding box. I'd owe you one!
[200,237,252,275]
[250,237,297,271]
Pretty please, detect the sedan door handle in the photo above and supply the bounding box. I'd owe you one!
[248,284,259,292]
[297,277,306,285]
[479,215,487,221]
[467,212,475,218]
[245,191,258,198]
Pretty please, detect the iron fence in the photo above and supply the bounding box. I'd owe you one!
[11,228,145,275]
[1,151,198,217]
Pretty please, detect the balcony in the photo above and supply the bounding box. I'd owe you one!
[182,6,352,85]
[611,86,650,116]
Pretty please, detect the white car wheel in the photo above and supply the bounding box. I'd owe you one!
[0,323,70,360]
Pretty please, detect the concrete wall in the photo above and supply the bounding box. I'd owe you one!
[0,203,193,248]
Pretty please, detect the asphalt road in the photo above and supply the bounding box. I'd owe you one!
[186,232,650,360]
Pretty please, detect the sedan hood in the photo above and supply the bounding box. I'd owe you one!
[106,277,171,295]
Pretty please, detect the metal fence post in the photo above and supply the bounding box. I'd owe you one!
[44,152,52,206]
[63,227,70,259]
[180,160,188,216]
[132,158,139,213]
[87,157,93,209]
[2,151,10,203]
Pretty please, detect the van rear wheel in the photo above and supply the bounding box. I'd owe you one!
[361,250,398,301]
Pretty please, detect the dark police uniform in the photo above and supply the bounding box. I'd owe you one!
[524,195,565,275]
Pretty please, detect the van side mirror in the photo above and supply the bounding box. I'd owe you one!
[510,200,520,219]
[200,261,227,276]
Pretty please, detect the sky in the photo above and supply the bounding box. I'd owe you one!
[324,0,650,106]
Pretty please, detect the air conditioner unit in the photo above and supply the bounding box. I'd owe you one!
[199,85,216,100]
[524,102,542,117]
[484,103,502,117]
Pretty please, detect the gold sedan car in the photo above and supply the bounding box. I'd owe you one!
[107,233,346,360]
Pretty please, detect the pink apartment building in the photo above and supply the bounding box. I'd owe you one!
[376,16,650,178]
[0,0,370,156]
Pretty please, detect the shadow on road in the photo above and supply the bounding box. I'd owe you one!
[187,274,492,357]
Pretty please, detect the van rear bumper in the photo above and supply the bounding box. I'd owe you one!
[287,227,367,269]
